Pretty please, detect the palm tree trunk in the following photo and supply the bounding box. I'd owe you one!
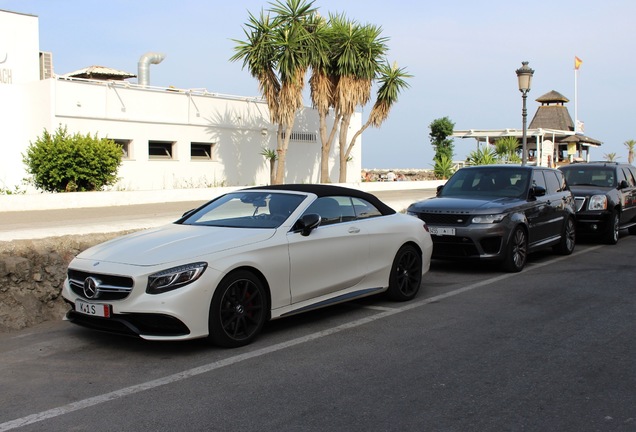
[338,113,352,183]
[274,124,292,184]
[319,112,342,183]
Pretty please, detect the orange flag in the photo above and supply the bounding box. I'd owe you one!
[574,56,583,70]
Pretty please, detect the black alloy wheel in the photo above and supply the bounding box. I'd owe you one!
[386,244,422,301]
[604,210,620,245]
[503,226,527,273]
[554,217,576,255]
[208,270,267,348]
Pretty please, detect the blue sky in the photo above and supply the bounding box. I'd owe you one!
[2,0,635,168]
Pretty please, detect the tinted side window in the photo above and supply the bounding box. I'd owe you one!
[303,197,343,226]
[352,197,382,220]
[544,171,561,194]
[616,167,627,186]
[622,167,636,187]
[629,167,636,186]
[532,171,546,190]
[555,170,567,191]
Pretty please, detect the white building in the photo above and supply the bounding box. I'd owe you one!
[0,9,361,192]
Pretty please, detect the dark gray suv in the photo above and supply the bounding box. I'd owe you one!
[559,162,636,244]
[407,165,576,272]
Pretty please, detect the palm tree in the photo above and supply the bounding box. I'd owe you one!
[467,146,498,165]
[333,19,390,183]
[260,148,278,184]
[604,152,619,162]
[494,136,521,163]
[231,0,317,184]
[433,154,454,180]
[307,13,388,183]
[624,139,635,164]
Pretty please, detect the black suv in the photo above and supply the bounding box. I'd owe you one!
[407,165,576,272]
[559,162,636,244]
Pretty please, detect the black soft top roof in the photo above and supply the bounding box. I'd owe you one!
[243,184,396,215]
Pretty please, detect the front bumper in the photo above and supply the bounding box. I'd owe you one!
[428,223,509,260]
[574,211,611,235]
[65,304,191,338]
[61,261,223,341]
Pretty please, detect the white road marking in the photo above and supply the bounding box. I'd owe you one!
[0,245,603,431]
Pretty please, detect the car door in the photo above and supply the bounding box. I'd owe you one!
[287,196,370,304]
[619,167,636,224]
[544,169,573,238]
[525,170,554,245]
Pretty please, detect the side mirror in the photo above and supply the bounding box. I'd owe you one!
[293,213,321,236]
[181,209,196,218]
[619,180,629,189]
[436,184,445,196]
[530,185,546,198]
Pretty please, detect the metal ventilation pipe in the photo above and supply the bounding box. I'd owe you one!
[137,52,166,86]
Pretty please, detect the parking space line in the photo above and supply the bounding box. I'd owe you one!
[0,244,604,431]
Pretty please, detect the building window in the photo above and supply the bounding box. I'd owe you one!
[149,141,174,160]
[113,139,132,159]
[191,142,214,160]
[282,131,317,143]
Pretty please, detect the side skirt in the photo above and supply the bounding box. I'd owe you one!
[279,287,385,318]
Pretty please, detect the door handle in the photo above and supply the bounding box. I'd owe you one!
[348,227,360,234]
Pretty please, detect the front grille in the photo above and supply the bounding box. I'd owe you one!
[68,269,134,301]
[431,236,479,257]
[413,212,472,226]
[574,197,586,212]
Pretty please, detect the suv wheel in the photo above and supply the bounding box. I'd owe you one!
[553,217,576,255]
[503,226,527,272]
[604,210,620,245]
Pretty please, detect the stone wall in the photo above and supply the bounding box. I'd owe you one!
[0,232,130,332]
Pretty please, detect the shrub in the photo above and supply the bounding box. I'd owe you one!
[23,126,122,192]
[467,146,498,165]
[433,154,455,180]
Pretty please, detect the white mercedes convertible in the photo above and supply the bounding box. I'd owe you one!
[62,184,433,347]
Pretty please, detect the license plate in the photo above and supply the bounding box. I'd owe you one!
[430,226,456,236]
[75,299,111,318]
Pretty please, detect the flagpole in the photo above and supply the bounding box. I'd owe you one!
[574,64,578,133]
[573,56,582,133]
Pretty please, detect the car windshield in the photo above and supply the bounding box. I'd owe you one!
[440,168,530,198]
[180,191,306,228]
[562,168,616,188]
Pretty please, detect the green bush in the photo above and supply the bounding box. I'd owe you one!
[23,126,122,192]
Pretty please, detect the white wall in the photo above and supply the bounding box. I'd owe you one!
[0,8,362,192]
[0,10,40,85]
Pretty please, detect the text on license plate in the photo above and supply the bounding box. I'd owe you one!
[76,299,111,318]
[429,226,456,236]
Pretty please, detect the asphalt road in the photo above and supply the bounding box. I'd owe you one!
[0,189,436,241]
[1,235,635,431]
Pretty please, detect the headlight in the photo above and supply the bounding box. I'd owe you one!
[406,211,418,217]
[587,195,607,211]
[472,214,506,224]
[147,262,207,294]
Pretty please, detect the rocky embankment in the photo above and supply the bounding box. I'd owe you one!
[0,232,129,332]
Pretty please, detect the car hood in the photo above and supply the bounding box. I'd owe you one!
[567,185,613,196]
[408,196,525,214]
[75,224,276,266]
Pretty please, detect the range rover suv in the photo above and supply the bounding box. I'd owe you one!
[559,162,636,244]
[407,165,576,272]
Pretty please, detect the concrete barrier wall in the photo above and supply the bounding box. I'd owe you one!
[0,180,445,212]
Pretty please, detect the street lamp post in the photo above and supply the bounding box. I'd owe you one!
[516,61,534,166]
